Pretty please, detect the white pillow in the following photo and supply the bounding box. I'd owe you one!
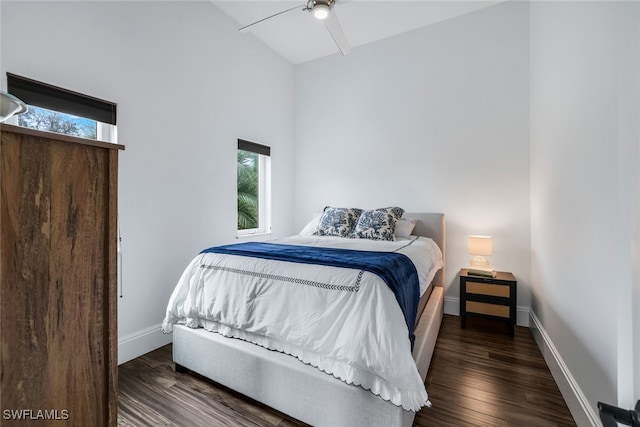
[299,213,322,236]
[395,217,417,239]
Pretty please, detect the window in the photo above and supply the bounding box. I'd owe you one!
[237,139,271,235]
[17,105,99,139]
[6,73,117,143]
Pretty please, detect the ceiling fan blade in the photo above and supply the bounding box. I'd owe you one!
[239,4,304,33]
[323,10,351,55]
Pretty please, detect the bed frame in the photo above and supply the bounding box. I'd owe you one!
[173,213,445,427]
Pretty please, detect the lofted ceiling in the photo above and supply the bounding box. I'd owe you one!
[212,1,503,64]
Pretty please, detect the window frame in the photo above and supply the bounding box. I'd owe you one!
[237,139,271,237]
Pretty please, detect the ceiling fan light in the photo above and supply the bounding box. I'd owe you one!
[313,4,330,20]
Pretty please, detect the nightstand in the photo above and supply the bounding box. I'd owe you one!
[460,269,517,336]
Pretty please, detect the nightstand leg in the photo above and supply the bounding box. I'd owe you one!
[509,323,515,337]
[461,315,466,329]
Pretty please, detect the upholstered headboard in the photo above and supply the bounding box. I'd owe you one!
[403,212,446,288]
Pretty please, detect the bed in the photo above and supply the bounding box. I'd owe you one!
[162,211,445,427]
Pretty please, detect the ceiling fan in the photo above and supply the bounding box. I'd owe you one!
[239,0,351,56]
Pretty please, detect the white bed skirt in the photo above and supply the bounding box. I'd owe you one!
[173,286,444,427]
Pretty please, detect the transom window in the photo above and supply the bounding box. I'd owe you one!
[6,73,117,143]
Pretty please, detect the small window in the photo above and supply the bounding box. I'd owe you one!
[237,139,271,235]
[6,73,117,143]
[17,105,98,139]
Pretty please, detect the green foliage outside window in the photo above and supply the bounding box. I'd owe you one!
[237,150,259,230]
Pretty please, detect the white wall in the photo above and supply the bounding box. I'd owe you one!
[1,1,295,363]
[529,1,639,422]
[5,2,638,420]
[294,1,530,319]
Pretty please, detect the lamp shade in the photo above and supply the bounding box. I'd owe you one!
[468,235,493,256]
[0,91,27,123]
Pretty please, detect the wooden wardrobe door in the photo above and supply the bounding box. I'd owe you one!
[1,125,121,426]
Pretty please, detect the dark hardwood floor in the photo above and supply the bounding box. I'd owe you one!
[118,315,576,426]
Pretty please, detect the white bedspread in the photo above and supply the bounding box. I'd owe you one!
[161,235,443,411]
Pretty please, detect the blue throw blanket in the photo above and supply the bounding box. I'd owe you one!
[201,242,420,348]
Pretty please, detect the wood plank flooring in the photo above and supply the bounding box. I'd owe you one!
[118,315,576,426]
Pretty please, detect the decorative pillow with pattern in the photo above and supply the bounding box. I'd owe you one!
[352,207,405,241]
[314,206,363,237]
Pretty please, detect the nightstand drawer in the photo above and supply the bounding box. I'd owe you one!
[466,301,510,318]
[465,281,510,298]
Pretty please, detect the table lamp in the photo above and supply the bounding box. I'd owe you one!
[468,235,493,268]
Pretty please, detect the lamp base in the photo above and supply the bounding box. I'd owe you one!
[470,256,490,268]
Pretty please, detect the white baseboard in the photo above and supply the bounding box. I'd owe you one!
[444,296,530,327]
[444,296,460,316]
[118,323,173,365]
[529,310,600,427]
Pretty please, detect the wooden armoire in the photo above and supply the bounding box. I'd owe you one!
[0,124,124,426]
